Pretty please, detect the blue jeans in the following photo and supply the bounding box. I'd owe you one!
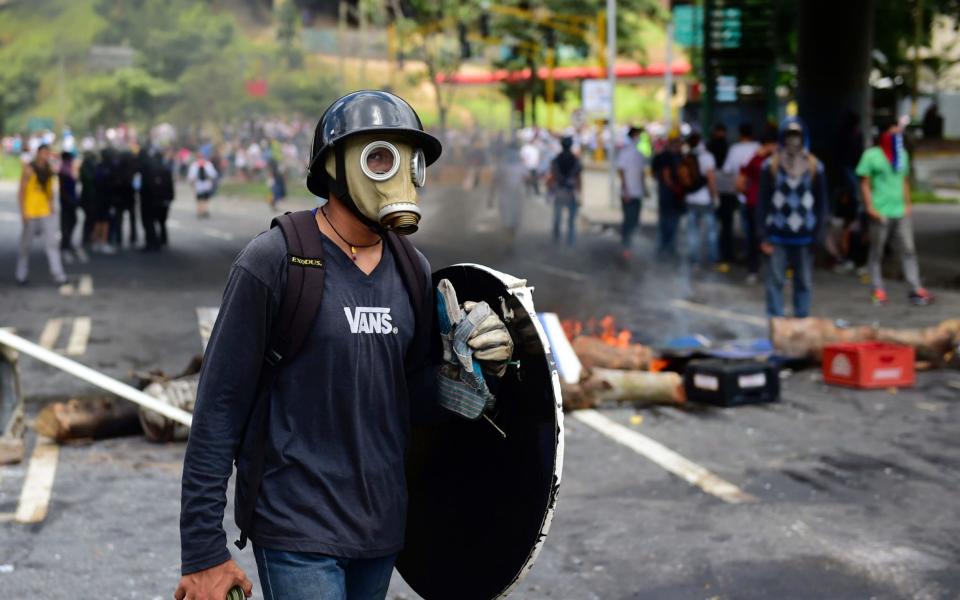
[656,200,681,259]
[553,195,578,245]
[253,546,396,600]
[622,197,642,249]
[765,244,813,317]
[685,204,718,266]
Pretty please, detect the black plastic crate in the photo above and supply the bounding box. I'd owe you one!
[683,359,779,407]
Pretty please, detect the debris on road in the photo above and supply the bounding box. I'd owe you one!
[561,368,684,410]
[771,317,960,364]
[571,335,652,370]
[822,342,916,389]
[0,344,25,465]
[34,397,142,442]
[684,359,780,407]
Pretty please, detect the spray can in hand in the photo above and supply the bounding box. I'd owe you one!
[227,585,245,600]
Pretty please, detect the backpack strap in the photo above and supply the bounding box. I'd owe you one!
[384,231,430,369]
[235,210,326,550]
[270,210,328,363]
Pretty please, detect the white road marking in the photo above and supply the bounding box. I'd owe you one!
[15,436,59,524]
[0,212,19,223]
[523,261,588,282]
[38,318,63,350]
[202,227,235,241]
[573,409,757,504]
[670,299,768,328]
[65,317,91,357]
[58,282,74,296]
[77,274,93,296]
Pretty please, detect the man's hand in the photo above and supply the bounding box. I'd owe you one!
[463,301,514,377]
[760,242,774,256]
[174,559,252,600]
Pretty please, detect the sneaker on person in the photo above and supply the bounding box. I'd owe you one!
[872,288,888,305]
[909,288,934,306]
[100,244,117,255]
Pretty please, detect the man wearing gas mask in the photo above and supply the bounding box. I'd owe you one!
[176,91,514,600]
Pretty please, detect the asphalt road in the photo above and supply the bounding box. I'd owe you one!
[1,179,959,599]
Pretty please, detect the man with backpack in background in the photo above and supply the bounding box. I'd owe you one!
[547,136,583,246]
[678,132,719,270]
[175,91,514,600]
[720,123,760,274]
[651,129,684,260]
[188,152,218,219]
[756,119,828,318]
[617,126,647,259]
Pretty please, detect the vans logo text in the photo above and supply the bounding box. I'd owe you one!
[344,307,398,335]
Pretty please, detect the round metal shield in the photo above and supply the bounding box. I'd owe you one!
[397,264,564,599]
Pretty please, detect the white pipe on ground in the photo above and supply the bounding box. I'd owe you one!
[0,328,193,428]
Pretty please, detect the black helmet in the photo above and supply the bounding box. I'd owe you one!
[306,90,442,198]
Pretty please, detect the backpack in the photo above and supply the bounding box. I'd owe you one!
[197,162,208,181]
[676,150,706,194]
[233,210,430,550]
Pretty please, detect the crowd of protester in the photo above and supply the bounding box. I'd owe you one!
[5,119,304,286]
[488,113,935,318]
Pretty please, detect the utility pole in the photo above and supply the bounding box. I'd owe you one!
[664,19,674,129]
[606,0,617,208]
[911,0,924,120]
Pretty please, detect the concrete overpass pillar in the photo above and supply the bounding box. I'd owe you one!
[797,0,874,179]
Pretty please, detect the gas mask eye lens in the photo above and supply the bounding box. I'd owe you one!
[411,148,426,187]
[360,141,400,181]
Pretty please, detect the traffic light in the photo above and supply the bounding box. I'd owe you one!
[458,23,471,59]
[544,27,556,50]
[479,12,490,38]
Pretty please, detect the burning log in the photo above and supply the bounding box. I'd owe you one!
[771,317,960,363]
[34,398,143,442]
[562,368,684,411]
[571,337,652,370]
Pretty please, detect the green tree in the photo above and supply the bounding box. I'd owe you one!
[488,0,665,127]
[391,0,484,136]
[276,0,305,68]
[72,67,176,128]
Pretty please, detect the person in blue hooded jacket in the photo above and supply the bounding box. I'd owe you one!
[755,119,828,318]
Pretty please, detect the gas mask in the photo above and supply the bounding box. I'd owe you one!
[325,133,427,235]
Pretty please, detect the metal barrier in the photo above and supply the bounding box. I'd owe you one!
[0,328,193,428]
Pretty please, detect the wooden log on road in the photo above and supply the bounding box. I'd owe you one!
[34,398,143,442]
[571,336,653,371]
[562,368,684,411]
[771,317,960,363]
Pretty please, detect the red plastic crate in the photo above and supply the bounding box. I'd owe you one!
[822,342,915,389]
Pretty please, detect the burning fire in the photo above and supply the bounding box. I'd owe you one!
[562,315,633,348]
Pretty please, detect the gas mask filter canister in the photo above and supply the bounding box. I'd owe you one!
[325,134,427,235]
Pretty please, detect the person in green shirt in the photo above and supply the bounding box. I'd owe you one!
[856,118,934,306]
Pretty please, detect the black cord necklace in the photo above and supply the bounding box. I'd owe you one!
[321,205,381,261]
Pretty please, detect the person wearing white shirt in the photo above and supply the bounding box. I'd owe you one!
[683,133,719,268]
[617,127,647,257]
[719,123,760,268]
[187,154,218,218]
[520,140,541,196]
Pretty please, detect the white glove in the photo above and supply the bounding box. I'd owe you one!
[463,301,514,376]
